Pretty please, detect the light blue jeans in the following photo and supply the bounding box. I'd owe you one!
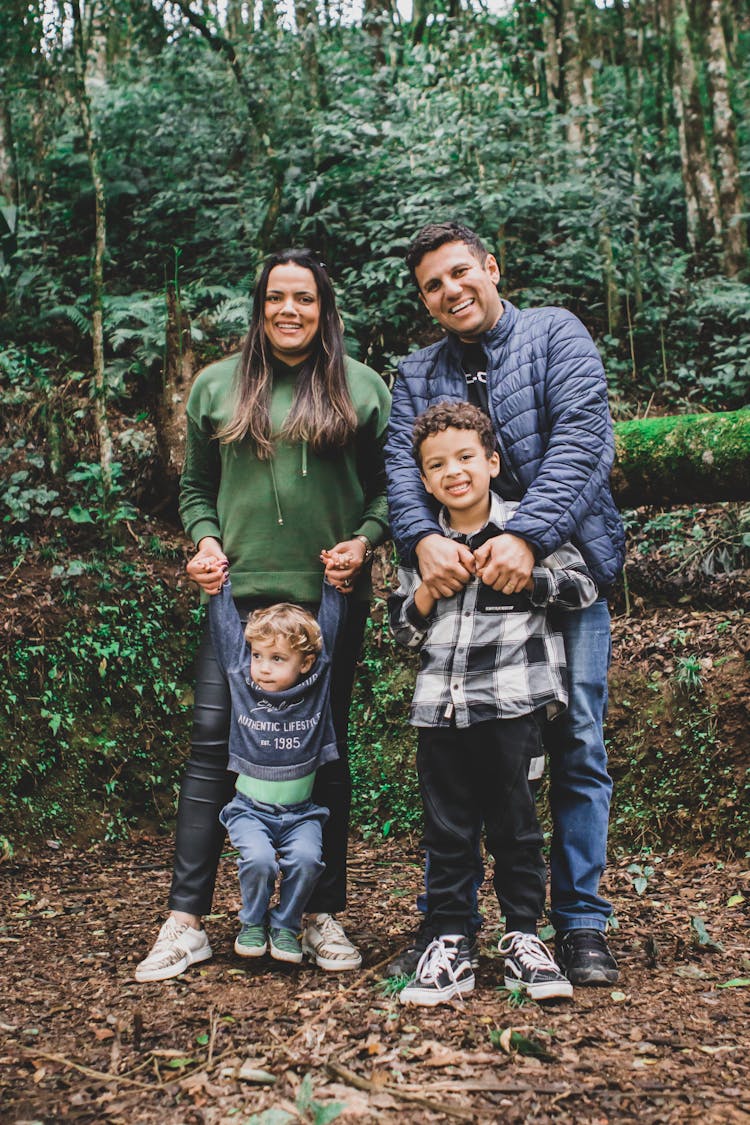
[544,598,613,932]
[219,793,328,931]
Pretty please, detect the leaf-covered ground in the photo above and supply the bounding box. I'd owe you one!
[2,836,749,1124]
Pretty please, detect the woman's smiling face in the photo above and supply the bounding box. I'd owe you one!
[263,262,321,362]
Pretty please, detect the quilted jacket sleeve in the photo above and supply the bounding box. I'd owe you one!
[384,358,441,562]
[503,310,615,558]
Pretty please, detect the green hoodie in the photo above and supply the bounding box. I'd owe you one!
[179,353,391,603]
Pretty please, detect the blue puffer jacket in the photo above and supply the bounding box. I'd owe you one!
[385,300,625,592]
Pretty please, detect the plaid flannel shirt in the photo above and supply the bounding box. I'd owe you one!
[388,494,598,728]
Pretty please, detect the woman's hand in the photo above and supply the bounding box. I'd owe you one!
[187,538,228,595]
[320,538,368,594]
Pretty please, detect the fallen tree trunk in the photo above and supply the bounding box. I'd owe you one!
[611,409,750,506]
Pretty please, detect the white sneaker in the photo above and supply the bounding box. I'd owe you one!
[301,913,362,971]
[135,917,212,982]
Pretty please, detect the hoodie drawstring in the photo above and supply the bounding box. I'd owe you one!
[268,459,284,525]
[302,440,308,478]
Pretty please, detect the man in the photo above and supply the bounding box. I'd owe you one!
[384,221,625,985]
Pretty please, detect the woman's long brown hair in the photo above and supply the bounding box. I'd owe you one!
[217,249,357,459]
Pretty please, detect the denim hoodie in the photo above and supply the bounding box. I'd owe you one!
[208,579,346,782]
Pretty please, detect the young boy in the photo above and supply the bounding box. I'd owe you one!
[203,561,347,965]
[388,402,598,1006]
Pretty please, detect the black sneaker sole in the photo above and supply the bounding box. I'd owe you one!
[564,965,619,986]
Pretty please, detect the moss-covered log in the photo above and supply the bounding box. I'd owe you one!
[611,409,750,506]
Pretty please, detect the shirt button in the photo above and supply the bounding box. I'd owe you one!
[452,684,459,690]
[464,612,471,617]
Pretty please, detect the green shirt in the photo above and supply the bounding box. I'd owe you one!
[180,354,391,603]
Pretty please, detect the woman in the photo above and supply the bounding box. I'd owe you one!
[136,249,391,981]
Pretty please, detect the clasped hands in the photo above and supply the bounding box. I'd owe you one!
[415,532,535,600]
[185,536,367,596]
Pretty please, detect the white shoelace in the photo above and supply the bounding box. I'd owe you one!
[498,932,558,973]
[414,937,464,987]
[312,913,355,956]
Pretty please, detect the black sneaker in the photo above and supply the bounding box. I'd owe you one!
[498,931,573,1001]
[555,928,619,986]
[387,921,479,978]
[399,935,475,1007]
[386,918,434,978]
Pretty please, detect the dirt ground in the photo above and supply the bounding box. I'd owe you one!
[2,836,749,1125]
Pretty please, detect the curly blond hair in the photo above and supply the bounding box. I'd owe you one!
[244,603,322,661]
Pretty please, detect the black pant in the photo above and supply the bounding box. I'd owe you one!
[169,598,369,917]
[417,715,547,935]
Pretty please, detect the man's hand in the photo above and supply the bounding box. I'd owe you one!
[474,533,534,593]
[187,538,228,595]
[415,534,475,599]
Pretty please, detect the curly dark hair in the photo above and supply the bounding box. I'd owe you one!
[405,221,489,287]
[411,401,496,467]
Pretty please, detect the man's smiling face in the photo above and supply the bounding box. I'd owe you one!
[415,240,504,341]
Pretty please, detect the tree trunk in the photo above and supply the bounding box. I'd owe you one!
[560,0,587,150]
[668,0,722,258]
[70,0,113,498]
[153,281,194,486]
[611,410,750,505]
[293,0,326,109]
[705,0,747,276]
[0,98,18,207]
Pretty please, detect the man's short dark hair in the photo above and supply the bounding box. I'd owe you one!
[405,222,490,287]
[412,401,496,467]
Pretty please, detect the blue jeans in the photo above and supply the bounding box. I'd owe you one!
[219,793,328,931]
[544,598,613,932]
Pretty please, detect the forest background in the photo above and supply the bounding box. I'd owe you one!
[1,0,748,854]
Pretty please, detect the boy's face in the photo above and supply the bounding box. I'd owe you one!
[250,637,314,693]
[419,426,500,531]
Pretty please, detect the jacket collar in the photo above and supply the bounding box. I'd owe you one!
[439,491,512,546]
[444,299,518,363]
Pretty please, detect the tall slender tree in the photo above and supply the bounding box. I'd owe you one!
[704,0,747,275]
[70,0,113,497]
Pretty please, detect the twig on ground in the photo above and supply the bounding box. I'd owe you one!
[20,1049,155,1091]
[280,953,396,1051]
[326,1059,476,1121]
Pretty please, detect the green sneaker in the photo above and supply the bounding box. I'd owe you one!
[269,926,303,964]
[234,924,267,958]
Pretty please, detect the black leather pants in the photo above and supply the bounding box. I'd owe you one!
[168,597,369,917]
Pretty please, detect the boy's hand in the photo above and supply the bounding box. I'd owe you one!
[187,541,228,595]
[415,534,475,598]
[414,583,437,617]
[474,534,534,593]
[321,538,367,594]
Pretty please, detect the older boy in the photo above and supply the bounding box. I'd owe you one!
[389,403,597,1006]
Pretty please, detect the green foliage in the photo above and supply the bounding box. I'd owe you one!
[1,6,748,404]
[610,691,749,851]
[626,862,655,896]
[0,560,199,841]
[348,608,421,838]
[244,1074,344,1125]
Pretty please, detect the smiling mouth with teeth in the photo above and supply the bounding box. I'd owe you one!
[450,299,474,314]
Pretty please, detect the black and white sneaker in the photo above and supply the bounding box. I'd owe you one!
[498,931,573,1001]
[399,935,475,1007]
[387,920,479,978]
[555,928,619,986]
